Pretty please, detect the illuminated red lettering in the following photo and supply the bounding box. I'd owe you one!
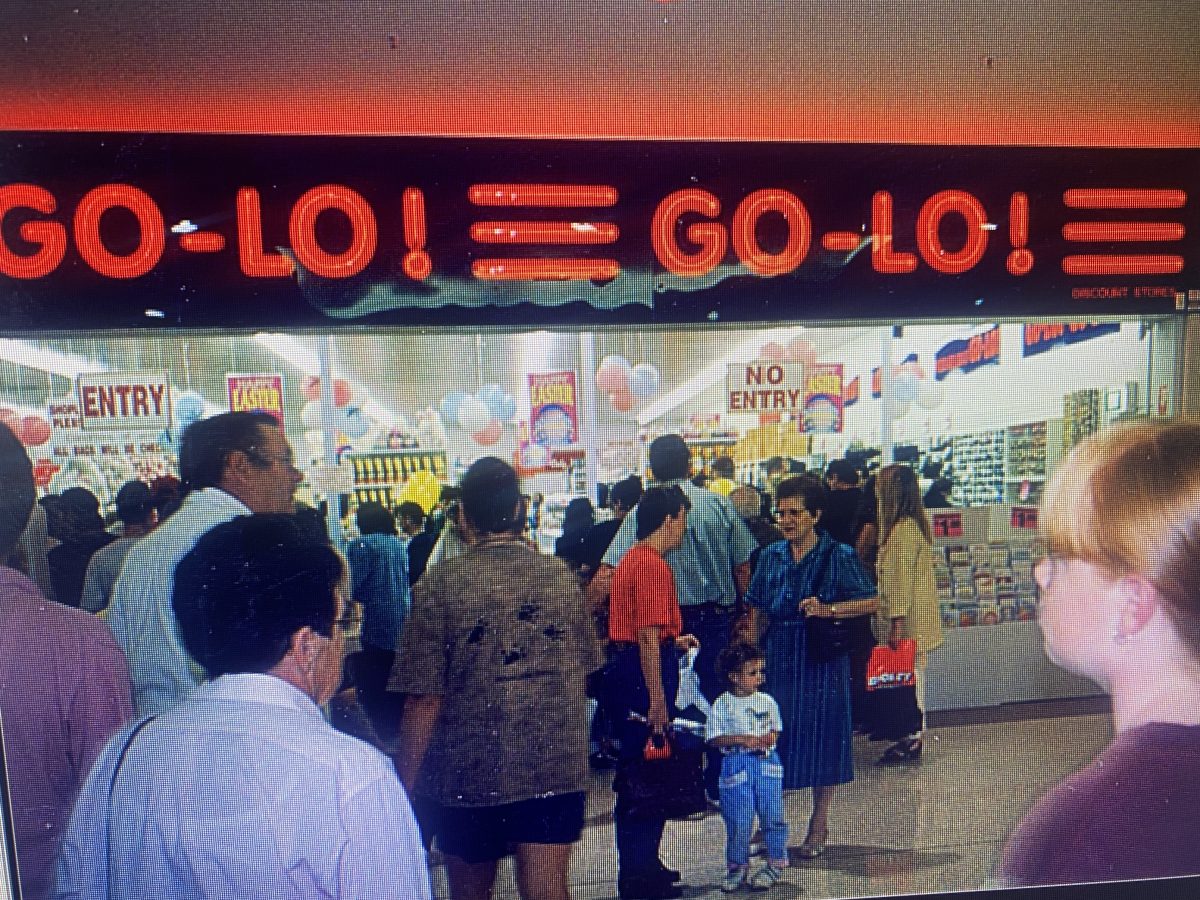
[237,188,294,278]
[651,189,727,277]
[871,192,917,274]
[73,184,164,279]
[402,187,432,280]
[1007,192,1033,276]
[289,185,377,279]
[731,190,811,276]
[915,190,988,275]
[0,184,67,278]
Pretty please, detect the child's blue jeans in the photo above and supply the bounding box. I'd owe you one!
[718,749,788,867]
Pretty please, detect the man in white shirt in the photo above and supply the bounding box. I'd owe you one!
[56,514,431,900]
[106,410,303,715]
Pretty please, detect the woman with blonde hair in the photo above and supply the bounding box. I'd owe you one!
[874,464,943,764]
[998,421,1200,887]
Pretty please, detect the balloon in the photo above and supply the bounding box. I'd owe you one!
[498,392,518,423]
[399,470,442,514]
[629,364,661,400]
[472,419,503,445]
[19,416,51,447]
[332,378,353,408]
[304,429,326,451]
[916,379,945,410]
[785,337,817,365]
[900,359,926,380]
[759,342,786,360]
[595,365,629,394]
[610,389,635,413]
[892,398,912,419]
[300,400,328,429]
[458,396,492,433]
[893,372,920,402]
[599,354,632,375]
[439,391,469,426]
[521,444,549,468]
[174,391,206,426]
[0,408,19,435]
[342,406,370,438]
[477,383,508,420]
[302,376,322,401]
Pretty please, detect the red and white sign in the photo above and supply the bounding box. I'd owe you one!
[1011,506,1039,530]
[227,373,285,425]
[726,361,804,413]
[931,511,963,538]
[77,373,172,432]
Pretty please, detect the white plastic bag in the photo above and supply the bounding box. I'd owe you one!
[675,647,712,719]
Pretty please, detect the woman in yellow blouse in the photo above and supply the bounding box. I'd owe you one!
[875,464,944,763]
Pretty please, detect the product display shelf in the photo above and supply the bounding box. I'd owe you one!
[344,449,447,513]
[949,429,1005,507]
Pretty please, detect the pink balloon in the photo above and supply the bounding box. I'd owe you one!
[785,337,817,365]
[301,376,322,401]
[472,419,503,445]
[333,378,353,408]
[595,365,629,394]
[760,342,786,360]
[610,390,635,413]
[19,416,51,447]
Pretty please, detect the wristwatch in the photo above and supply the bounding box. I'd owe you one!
[830,604,839,617]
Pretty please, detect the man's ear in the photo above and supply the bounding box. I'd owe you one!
[289,626,321,669]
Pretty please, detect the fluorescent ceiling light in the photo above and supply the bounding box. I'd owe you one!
[0,338,107,379]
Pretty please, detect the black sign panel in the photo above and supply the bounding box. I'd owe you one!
[0,132,1195,331]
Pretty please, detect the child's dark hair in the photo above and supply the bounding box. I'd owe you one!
[717,641,766,682]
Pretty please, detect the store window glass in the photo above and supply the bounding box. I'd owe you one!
[2,4,1199,900]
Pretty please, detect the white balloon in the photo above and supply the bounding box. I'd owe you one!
[457,397,491,433]
[916,379,945,410]
[304,429,325,451]
[892,398,912,419]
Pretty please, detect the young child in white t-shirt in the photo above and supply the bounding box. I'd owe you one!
[707,643,789,892]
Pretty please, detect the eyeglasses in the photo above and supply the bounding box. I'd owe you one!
[332,612,362,635]
[775,507,813,519]
[246,447,298,470]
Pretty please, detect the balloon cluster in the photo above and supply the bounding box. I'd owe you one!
[440,384,517,446]
[888,356,944,419]
[595,355,661,413]
[301,377,372,452]
[758,335,819,366]
[0,409,52,447]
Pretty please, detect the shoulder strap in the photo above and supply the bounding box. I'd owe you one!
[106,715,157,894]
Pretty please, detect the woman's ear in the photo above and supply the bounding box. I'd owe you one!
[1115,574,1160,640]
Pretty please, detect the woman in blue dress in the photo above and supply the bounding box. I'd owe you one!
[743,475,878,858]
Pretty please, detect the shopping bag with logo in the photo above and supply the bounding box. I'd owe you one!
[675,646,712,719]
[613,733,707,820]
[865,639,917,691]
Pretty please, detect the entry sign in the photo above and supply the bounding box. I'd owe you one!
[77,373,172,432]
[727,362,804,413]
[931,511,963,538]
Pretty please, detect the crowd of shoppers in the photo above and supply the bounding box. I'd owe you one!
[2,413,1196,898]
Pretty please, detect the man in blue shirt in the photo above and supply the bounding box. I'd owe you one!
[57,514,431,900]
[593,434,757,799]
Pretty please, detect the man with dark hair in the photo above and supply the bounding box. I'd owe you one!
[47,485,116,608]
[395,500,426,542]
[107,410,304,715]
[578,475,643,581]
[821,458,864,547]
[0,423,132,900]
[594,434,757,802]
[56,515,431,899]
[80,480,157,614]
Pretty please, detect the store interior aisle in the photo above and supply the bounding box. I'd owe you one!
[425,708,1112,899]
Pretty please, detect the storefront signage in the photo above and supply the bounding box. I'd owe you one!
[727,361,804,413]
[0,135,1194,331]
[800,363,844,433]
[934,326,1001,381]
[1011,506,1039,530]
[843,376,860,407]
[1021,321,1121,356]
[76,373,171,432]
[931,511,963,538]
[528,371,578,446]
[226,373,285,425]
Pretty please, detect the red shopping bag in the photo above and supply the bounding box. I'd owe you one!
[865,639,917,691]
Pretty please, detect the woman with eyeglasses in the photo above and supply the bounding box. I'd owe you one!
[873,464,944,764]
[997,421,1200,888]
[742,475,878,860]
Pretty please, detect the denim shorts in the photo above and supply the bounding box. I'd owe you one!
[434,791,587,863]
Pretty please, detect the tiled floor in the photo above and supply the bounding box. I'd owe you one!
[426,704,1114,898]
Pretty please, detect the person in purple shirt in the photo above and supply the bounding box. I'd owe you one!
[998,421,1200,888]
[0,423,133,900]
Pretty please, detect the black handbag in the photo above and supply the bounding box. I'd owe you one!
[613,734,707,821]
[804,544,876,662]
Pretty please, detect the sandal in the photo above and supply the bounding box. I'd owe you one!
[876,738,923,765]
[798,830,827,859]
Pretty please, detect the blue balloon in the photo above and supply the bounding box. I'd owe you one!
[600,354,632,374]
[175,391,205,426]
[440,390,469,426]
[630,364,661,400]
[499,393,518,423]
[477,383,508,420]
[894,372,919,402]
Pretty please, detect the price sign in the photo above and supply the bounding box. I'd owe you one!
[932,511,963,538]
[1011,506,1040,530]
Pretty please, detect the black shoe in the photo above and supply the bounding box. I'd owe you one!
[653,863,682,883]
[618,873,685,899]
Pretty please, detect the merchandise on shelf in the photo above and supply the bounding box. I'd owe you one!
[342,449,448,516]
[936,539,1039,629]
[1062,388,1101,451]
[949,430,1005,507]
[1005,421,1048,505]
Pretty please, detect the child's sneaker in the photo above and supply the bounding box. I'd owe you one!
[721,866,748,892]
[749,863,784,891]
